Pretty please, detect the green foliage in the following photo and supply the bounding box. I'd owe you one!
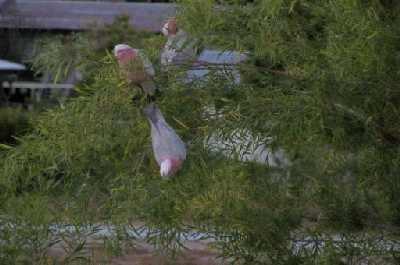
[0,107,33,144]
[31,33,88,83]
[178,0,400,262]
[31,16,164,85]
[1,1,400,264]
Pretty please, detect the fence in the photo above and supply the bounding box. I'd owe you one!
[1,81,74,109]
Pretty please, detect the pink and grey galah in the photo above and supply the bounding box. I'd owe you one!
[144,103,187,178]
[160,17,197,67]
[113,44,156,96]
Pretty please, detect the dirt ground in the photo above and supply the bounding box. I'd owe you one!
[48,239,223,265]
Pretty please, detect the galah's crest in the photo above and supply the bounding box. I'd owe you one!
[144,103,186,178]
[114,44,156,95]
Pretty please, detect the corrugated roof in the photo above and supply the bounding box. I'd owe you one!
[0,1,177,32]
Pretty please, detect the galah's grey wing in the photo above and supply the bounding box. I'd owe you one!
[161,31,197,66]
[137,50,156,95]
[138,50,155,77]
[154,122,186,160]
[144,104,186,164]
[150,122,186,164]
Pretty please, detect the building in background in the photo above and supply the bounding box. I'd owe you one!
[0,0,176,107]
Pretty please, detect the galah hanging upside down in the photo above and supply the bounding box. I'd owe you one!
[160,17,197,67]
[114,44,156,96]
[144,103,186,178]
[160,18,246,84]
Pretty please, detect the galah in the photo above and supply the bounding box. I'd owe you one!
[160,17,197,67]
[114,44,156,96]
[144,103,186,178]
[160,19,247,85]
[161,17,178,36]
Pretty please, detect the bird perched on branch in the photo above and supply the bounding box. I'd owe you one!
[114,44,156,96]
[144,103,186,178]
[160,17,197,67]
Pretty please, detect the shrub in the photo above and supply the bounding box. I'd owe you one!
[1,1,400,264]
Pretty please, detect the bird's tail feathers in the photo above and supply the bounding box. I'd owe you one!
[143,103,164,125]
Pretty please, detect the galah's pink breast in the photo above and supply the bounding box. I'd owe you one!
[117,49,136,65]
